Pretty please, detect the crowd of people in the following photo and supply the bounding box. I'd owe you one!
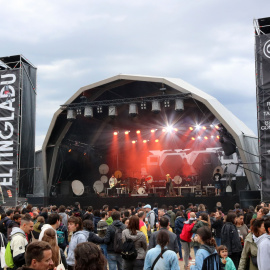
[0,200,268,270]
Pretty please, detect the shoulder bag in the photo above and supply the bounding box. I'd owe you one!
[151,249,168,270]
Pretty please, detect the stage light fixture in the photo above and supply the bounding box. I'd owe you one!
[189,127,194,131]
[125,131,130,135]
[108,106,118,118]
[162,128,166,132]
[136,130,141,134]
[143,140,147,143]
[67,109,76,121]
[196,125,201,129]
[204,136,208,140]
[166,126,173,132]
[191,137,195,141]
[68,149,72,152]
[151,129,156,133]
[198,136,201,139]
[113,132,118,136]
[84,106,93,118]
[155,139,159,142]
[129,103,138,117]
[83,152,87,156]
[132,140,136,144]
[164,100,170,108]
[174,128,178,132]
[151,100,161,113]
[217,135,220,139]
[215,125,219,129]
[76,108,82,115]
[211,135,214,138]
[141,101,146,110]
[202,126,207,130]
[97,106,102,113]
[210,124,214,128]
[175,99,184,111]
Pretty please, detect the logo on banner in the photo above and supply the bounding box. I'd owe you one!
[263,40,270,58]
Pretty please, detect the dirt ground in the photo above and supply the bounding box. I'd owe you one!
[178,248,195,269]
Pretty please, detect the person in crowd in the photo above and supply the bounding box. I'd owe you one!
[190,226,218,270]
[136,202,143,212]
[256,207,269,219]
[71,202,82,217]
[213,169,222,196]
[167,206,176,231]
[234,203,242,213]
[94,210,101,233]
[148,217,178,253]
[39,208,48,223]
[103,205,109,212]
[83,219,104,244]
[144,230,180,270]
[153,203,159,217]
[58,205,68,227]
[221,212,242,268]
[57,215,69,251]
[42,228,67,270]
[217,245,236,270]
[158,209,171,224]
[10,216,34,268]
[252,205,263,219]
[235,212,249,242]
[180,212,196,269]
[104,211,126,270]
[98,211,109,258]
[22,204,33,215]
[74,241,106,270]
[83,206,94,221]
[254,217,270,270]
[39,213,60,240]
[67,216,89,270]
[138,211,148,244]
[32,216,45,240]
[7,213,21,239]
[211,211,223,247]
[196,204,207,219]
[174,211,186,261]
[122,215,147,270]
[192,212,210,255]
[238,218,263,270]
[245,206,255,228]
[0,209,14,237]
[143,204,155,230]
[17,241,54,270]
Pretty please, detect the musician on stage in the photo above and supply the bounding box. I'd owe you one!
[165,174,173,195]
[109,175,117,196]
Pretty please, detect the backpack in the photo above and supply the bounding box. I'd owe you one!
[121,237,137,261]
[113,226,123,253]
[4,242,14,268]
[57,228,65,245]
[202,253,222,270]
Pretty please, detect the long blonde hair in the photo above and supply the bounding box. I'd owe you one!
[42,228,59,268]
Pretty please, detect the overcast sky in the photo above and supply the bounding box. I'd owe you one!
[0,0,268,149]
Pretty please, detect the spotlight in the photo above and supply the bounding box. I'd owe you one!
[136,130,141,134]
[151,129,156,133]
[164,100,170,108]
[198,136,201,139]
[174,128,178,132]
[210,124,214,128]
[215,125,219,129]
[202,126,207,130]
[217,135,220,139]
[67,109,76,121]
[97,106,102,113]
[189,127,194,131]
[113,132,118,136]
[155,139,159,142]
[175,99,184,111]
[195,125,201,129]
[125,131,130,135]
[108,106,117,117]
[191,137,195,141]
[83,152,87,156]
[204,136,208,140]
[129,103,138,117]
[84,106,93,117]
[166,126,173,132]
[162,128,166,132]
[132,140,136,144]
[68,149,72,152]
[143,140,147,143]
[211,135,214,138]
[141,101,146,110]
[76,108,82,115]
[151,100,161,113]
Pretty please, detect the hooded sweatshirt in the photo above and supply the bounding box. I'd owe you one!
[10,227,28,268]
[38,224,56,241]
[253,233,270,270]
[122,229,147,260]
[66,230,89,266]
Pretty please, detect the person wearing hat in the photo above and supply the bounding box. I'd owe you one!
[143,204,155,230]
[165,174,173,196]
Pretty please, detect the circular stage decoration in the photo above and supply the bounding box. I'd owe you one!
[93,181,104,193]
[145,175,153,184]
[114,170,122,178]
[100,175,108,183]
[174,175,182,185]
[71,180,84,196]
[138,187,146,194]
[213,166,224,176]
[99,164,109,174]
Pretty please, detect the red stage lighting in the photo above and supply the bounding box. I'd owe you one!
[136,130,141,134]
[189,127,194,131]
[151,129,155,133]
[155,139,159,142]
[191,137,195,141]
[132,140,136,144]
[125,131,129,135]
[204,136,208,140]
[202,126,207,130]
[113,132,118,135]
[143,140,147,143]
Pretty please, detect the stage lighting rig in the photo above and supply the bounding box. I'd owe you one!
[129,103,138,117]
[164,100,170,108]
[84,106,93,117]
[175,98,184,111]
[151,100,161,113]
[108,106,117,118]
[67,109,76,121]
[97,106,103,113]
[141,101,147,110]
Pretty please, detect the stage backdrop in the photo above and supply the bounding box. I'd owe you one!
[256,33,270,201]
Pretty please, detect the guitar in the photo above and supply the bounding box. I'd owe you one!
[109,177,121,188]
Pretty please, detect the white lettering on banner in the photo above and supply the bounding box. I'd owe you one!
[0,73,16,186]
[261,120,270,130]
[263,111,270,116]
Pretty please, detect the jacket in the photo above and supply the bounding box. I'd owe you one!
[17,267,35,270]
[211,219,223,238]
[94,216,101,233]
[148,228,179,253]
[88,231,104,244]
[221,257,236,270]
[122,229,147,260]
[174,216,186,235]
[139,220,148,243]
[180,221,195,242]
[167,210,176,228]
[66,230,89,266]
[39,224,56,241]
[146,210,156,229]
[190,244,217,270]
[59,212,68,227]
[104,220,126,253]
[97,219,108,238]
[192,220,209,247]
[10,227,28,268]
[221,222,242,255]
[253,233,270,270]
[238,233,258,270]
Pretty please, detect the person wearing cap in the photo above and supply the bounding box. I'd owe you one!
[143,204,155,230]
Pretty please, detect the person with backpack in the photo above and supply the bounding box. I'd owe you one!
[143,205,155,230]
[190,226,220,270]
[144,230,180,270]
[0,210,14,237]
[121,215,147,270]
[58,205,68,227]
[57,215,69,251]
[7,213,21,240]
[39,213,61,241]
[104,211,126,270]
